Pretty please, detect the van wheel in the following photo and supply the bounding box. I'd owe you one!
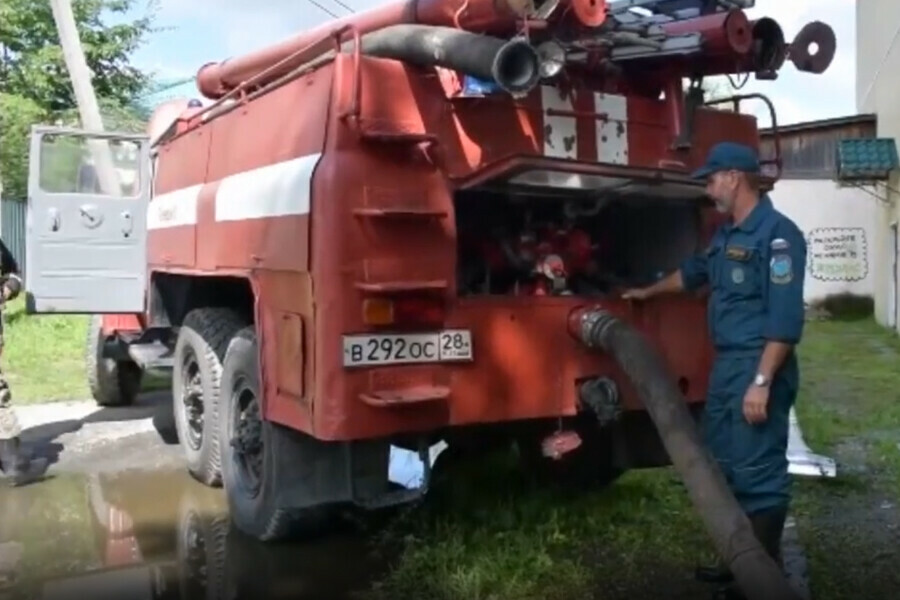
[173,308,246,488]
[220,326,331,542]
[85,315,142,407]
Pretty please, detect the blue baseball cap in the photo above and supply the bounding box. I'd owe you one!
[691,142,760,179]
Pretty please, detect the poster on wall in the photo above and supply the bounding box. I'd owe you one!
[806,227,868,282]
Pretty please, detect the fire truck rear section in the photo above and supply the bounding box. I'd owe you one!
[29,0,837,542]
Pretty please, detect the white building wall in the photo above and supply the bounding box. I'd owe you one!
[769,180,883,304]
[856,0,900,331]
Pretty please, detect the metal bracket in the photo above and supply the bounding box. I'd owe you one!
[673,77,704,150]
[705,92,783,180]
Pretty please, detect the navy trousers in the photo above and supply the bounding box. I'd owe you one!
[703,352,798,515]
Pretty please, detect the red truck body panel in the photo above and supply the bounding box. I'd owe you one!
[137,51,763,440]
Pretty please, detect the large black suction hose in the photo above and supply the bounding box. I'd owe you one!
[358,25,541,95]
[569,308,801,600]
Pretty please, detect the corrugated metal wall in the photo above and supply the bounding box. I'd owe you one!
[1,199,27,276]
[760,116,877,180]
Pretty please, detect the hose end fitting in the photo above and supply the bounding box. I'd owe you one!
[491,38,542,96]
[568,307,616,349]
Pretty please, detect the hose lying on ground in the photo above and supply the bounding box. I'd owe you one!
[569,308,801,600]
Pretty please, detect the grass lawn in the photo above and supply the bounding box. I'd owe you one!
[1,297,91,404]
[366,317,900,600]
[0,297,169,404]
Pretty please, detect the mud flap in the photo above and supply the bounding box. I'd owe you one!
[786,407,836,478]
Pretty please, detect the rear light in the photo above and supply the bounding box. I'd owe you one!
[395,296,445,324]
[362,296,446,327]
[362,298,395,326]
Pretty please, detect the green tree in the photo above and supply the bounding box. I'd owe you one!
[0,93,46,200]
[0,0,155,199]
[0,0,156,111]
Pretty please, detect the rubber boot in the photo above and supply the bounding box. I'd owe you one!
[695,561,734,584]
[711,506,789,600]
[0,438,48,487]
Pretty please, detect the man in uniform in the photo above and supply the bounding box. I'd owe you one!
[0,237,48,487]
[621,142,806,599]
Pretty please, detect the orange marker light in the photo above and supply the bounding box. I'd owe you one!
[362,298,394,326]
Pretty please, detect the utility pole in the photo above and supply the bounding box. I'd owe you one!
[49,0,120,195]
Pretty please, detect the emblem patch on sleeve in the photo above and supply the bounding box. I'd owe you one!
[770,237,790,251]
[770,253,793,284]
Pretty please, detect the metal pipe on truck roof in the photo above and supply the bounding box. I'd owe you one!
[196,0,539,100]
[667,16,790,78]
[196,2,412,99]
[660,7,753,56]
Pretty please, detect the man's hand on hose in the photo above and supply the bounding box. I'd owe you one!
[621,270,686,302]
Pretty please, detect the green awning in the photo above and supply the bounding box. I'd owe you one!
[835,137,899,181]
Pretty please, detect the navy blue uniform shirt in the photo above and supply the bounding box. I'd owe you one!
[680,194,807,354]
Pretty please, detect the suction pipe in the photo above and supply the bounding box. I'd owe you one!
[196,0,540,99]
[357,25,540,95]
[568,307,802,600]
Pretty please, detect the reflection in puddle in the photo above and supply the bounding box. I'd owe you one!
[0,469,384,600]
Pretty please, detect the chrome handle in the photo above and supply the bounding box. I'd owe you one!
[121,211,133,237]
[48,207,60,232]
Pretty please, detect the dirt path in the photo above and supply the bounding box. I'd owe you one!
[791,319,900,599]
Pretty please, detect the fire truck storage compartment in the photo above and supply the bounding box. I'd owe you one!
[455,184,706,297]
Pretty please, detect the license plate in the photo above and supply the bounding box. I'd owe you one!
[342,330,473,368]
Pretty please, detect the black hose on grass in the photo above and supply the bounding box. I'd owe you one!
[569,308,801,600]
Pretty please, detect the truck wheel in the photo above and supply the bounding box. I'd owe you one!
[219,326,330,542]
[173,308,246,488]
[176,484,229,600]
[85,315,143,407]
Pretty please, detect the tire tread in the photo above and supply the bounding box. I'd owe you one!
[175,307,246,487]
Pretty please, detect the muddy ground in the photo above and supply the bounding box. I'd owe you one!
[0,318,896,600]
[787,320,900,600]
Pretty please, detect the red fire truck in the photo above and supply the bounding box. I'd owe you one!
[24,0,835,541]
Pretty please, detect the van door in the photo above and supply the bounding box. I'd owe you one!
[25,126,150,313]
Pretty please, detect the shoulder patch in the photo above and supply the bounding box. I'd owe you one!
[770,253,793,284]
[770,237,790,250]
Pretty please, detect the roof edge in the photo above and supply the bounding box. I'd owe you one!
[760,113,877,136]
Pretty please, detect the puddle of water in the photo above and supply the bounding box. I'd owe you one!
[0,469,385,600]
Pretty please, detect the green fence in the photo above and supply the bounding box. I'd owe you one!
[0,198,27,276]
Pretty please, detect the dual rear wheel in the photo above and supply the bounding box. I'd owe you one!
[171,308,322,541]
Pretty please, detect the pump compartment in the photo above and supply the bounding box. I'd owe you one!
[427,171,719,476]
[455,179,707,298]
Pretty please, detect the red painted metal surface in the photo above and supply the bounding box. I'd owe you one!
[143,55,751,439]
[101,314,143,336]
[414,0,525,32]
[571,0,607,28]
[661,9,752,56]
[135,6,833,442]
